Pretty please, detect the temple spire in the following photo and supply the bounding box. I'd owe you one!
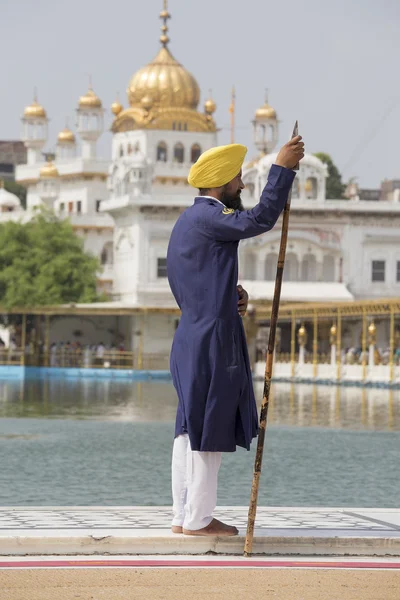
[159,0,171,47]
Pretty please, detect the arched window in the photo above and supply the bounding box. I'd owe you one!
[301,254,317,281]
[243,253,256,280]
[174,142,184,164]
[157,141,168,162]
[134,142,140,153]
[265,254,279,281]
[305,177,318,200]
[101,242,114,266]
[284,253,299,281]
[191,144,201,163]
[119,145,124,157]
[292,179,300,199]
[91,114,99,130]
[323,255,335,282]
[127,143,133,155]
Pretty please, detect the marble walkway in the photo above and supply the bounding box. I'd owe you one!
[0,507,399,556]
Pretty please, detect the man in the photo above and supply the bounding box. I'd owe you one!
[167,135,304,536]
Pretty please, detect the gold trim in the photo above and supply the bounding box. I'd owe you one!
[112,106,216,133]
[17,172,108,185]
[252,297,400,320]
[153,176,189,185]
[4,296,400,320]
[1,306,181,316]
[72,225,114,232]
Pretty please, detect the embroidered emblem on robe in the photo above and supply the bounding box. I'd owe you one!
[222,207,235,215]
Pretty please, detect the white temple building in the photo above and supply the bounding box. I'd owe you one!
[3,3,400,353]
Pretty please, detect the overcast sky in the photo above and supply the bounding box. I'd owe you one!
[1,0,399,188]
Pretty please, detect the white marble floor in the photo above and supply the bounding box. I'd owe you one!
[1,507,399,557]
[0,506,399,532]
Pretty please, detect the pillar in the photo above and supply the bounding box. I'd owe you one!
[336,309,342,381]
[368,320,376,367]
[21,314,27,366]
[361,309,367,381]
[329,323,337,367]
[389,308,395,383]
[297,323,307,366]
[312,310,318,378]
[137,313,145,370]
[290,311,296,378]
[44,314,50,367]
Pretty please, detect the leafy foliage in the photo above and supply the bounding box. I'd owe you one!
[0,210,100,309]
[314,152,346,199]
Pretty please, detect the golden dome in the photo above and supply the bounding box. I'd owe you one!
[113,4,215,135]
[111,98,123,116]
[127,46,200,110]
[204,97,216,114]
[255,102,277,120]
[24,99,47,119]
[57,127,75,144]
[40,161,59,179]
[79,87,102,109]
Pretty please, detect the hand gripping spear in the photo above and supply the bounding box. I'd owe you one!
[244,121,299,557]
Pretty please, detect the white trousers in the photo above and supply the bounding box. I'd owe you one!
[171,434,222,531]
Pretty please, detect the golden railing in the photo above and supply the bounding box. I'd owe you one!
[0,349,170,371]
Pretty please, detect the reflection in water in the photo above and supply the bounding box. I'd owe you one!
[0,378,399,507]
[254,382,400,432]
[0,379,399,431]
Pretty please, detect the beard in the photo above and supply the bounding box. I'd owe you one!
[221,189,244,212]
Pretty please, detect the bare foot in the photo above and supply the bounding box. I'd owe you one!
[171,525,183,534]
[183,518,238,537]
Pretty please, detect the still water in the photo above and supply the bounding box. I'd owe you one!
[0,378,399,507]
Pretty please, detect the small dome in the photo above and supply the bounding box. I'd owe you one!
[204,97,216,114]
[23,99,47,119]
[79,87,102,109]
[0,181,21,208]
[40,161,59,179]
[57,127,75,144]
[255,102,277,120]
[111,98,123,116]
[141,95,153,111]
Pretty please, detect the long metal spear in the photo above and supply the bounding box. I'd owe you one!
[244,121,299,557]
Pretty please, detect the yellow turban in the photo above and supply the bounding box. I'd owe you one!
[188,143,247,188]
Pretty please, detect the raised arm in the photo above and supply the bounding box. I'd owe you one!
[200,136,304,242]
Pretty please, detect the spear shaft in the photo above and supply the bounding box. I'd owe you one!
[244,121,299,557]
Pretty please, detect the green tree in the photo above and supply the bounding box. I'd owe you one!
[0,210,101,309]
[4,180,27,209]
[313,152,346,199]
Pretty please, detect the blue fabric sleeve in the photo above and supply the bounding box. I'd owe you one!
[200,164,296,242]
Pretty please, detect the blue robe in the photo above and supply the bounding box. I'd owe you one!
[167,164,295,452]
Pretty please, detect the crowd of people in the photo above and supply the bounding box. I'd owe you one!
[342,346,400,366]
[48,341,127,368]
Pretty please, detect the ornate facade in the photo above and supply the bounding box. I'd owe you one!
[2,2,400,356]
